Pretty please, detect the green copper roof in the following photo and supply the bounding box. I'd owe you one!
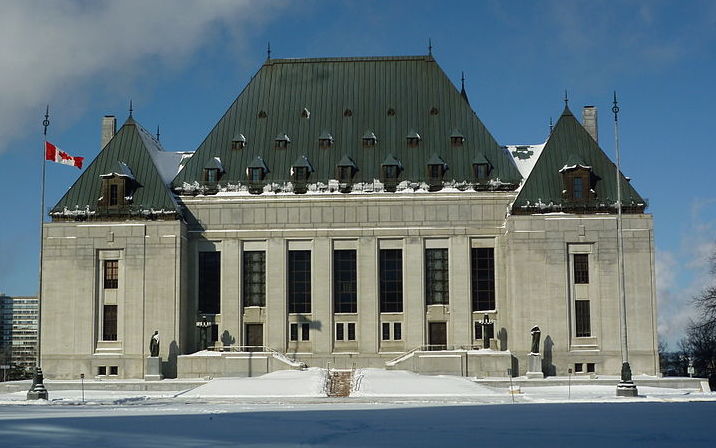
[50,117,180,218]
[513,106,646,214]
[172,55,521,189]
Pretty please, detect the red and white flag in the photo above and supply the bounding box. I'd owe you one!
[45,141,83,169]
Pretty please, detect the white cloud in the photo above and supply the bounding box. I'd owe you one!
[0,0,284,153]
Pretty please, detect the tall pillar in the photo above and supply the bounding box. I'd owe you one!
[358,237,378,354]
[220,239,240,347]
[404,237,425,348]
[265,238,286,350]
[313,237,332,354]
[450,235,471,347]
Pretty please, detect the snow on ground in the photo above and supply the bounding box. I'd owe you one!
[182,367,326,398]
[0,369,715,447]
[352,368,501,397]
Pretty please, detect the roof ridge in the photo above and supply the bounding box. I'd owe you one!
[266,55,433,65]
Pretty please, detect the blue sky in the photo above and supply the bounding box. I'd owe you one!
[0,0,714,347]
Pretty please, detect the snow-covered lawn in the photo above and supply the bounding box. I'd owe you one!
[0,369,714,447]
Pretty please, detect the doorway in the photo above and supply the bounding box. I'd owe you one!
[245,324,263,352]
[428,322,447,350]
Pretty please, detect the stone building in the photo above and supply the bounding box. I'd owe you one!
[41,55,658,379]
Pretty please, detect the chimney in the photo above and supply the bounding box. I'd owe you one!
[582,106,598,143]
[101,115,116,149]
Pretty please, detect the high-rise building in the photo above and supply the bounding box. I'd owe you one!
[0,294,39,371]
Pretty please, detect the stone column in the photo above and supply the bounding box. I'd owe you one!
[220,239,240,348]
[450,235,471,347]
[358,237,378,354]
[265,238,286,351]
[404,237,425,348]
[313,237,332,354]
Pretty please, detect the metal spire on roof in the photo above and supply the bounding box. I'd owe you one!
[156,125,160,142]
[549,117,553,134]
[460,71,469,105]
[428,38,432,56]
[267,42,271,60]
[564,90,569,107]
[129,99,133,118]
[461,71,465,90]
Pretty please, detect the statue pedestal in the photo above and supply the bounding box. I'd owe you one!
[526,353,544,379]
[616,381,638,397]
[145,356,163,381]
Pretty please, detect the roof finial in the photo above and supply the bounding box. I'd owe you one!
[612,90,620,123]
[549,117,553,134]
[42,105,50,137]
[129,99,133,118]
[267,42,271,60]
[564,90,569,107]
[428,38,432,56]
[461,71,465,90]
[460,71,469,105]
[156,125,160,142]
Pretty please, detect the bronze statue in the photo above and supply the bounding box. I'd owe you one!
[150,330,160,357]
[530,326,541,354]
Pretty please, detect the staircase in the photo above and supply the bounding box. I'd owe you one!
[327,369,353,397]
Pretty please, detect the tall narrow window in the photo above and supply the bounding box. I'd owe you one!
[109,184,118,206]
[347,323,356,341]
[425,248,449,305]
[393,322,402,340]
[198,252,220,314]
[243,251,266,307]
[104,260,118,289]
[334,250,357,313]
[102,305,117,341]
[471,248,495,311]
[290,323,298,341]
[574,254,589,284]
[379,249,403,313]
[336,323,345,341]
[381,322,390,340]
[573,177,584,200]
[575,300,591,337]
[288,250,311,313]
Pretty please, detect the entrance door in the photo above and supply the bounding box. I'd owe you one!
[245,324,263,352]
[428,322,447,350]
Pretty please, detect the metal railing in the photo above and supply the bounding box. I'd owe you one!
[386,344,482,366]
[205,345,305,368]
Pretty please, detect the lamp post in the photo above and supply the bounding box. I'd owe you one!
[480,314,494,349]
[196,315,211,350]
[613,92,638,397]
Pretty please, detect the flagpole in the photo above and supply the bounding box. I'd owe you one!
[28,107,50,400]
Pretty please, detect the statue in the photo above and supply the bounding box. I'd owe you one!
[149,330,160,357]
[620,362,632,383]
[530,326,541,354]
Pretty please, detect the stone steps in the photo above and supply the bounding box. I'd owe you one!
[327,370,353,397]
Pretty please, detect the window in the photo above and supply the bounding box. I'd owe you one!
[425,248,449,305]
[290,323,298,341]
[347,323,356,341]
[382,322,390,340]
[587,363,595,373]
[334,250,357,313]
[336,323,356,341]
[337,166,353,183]
[475,164,489,180]
[293,166,308,181]
[393,322,402,340]
[198,252,220,315]
[301,323,310,341]
[319,134,333,148]
[275,136,289,148]
[98,366,107,375]
[102,305,117,341]
[205,169,219,183]
[379,249,403,313]
[109,184,118,206]
[242,251,265,307]
[573,177,584,200]
[109,366,118,375]
[288,250,311,313]
[574,363,583,373]
[231,134,246,150]
[428,164,442,180]
[575,300,591,337]
[248,167,264,182]
[564,169,591,202]
[362,133,376,146]
[451,136,464,146]
[336,323,345,341]
[474,321,494,341]
[574,254,589,284]
[104,260,118,289]
[471,248,495,311]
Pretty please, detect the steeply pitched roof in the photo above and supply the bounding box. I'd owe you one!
[172,55,521,189]
[512,106,646,213]
[50,117,181,218]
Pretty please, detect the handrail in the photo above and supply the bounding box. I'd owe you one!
[386,344,482,366]
[206,345,305,368]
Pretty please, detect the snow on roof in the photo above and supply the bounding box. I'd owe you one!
[505,143,546,179]
[136,122,194,184]
[100,161,135,179]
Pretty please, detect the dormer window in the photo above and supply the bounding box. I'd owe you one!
[275,133,290,148]
[362,131,377,147]
[337,166,352,182]
[472,153,492,185]
[99,162,135,209]
[319,132,334,149]
[291,155,314,194]
[336,155,358,192]
[381,154,402,192]
[203,157,224,183]
[231,134,246,150]
[426,154,447,191]
[406,130,421,147]
[247,156,270,194]
[450,129,465,146]
[559,155,593,203]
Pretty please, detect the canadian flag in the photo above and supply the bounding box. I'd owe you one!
[45,141,84,169]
